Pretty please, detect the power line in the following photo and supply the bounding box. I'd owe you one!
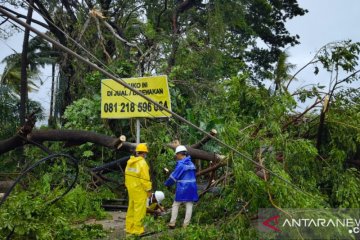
[0,6,312,197]
[3,3,196,152]
[0,15,37,39]
[22,1,118,83]
[3,3,197,146]
[20,1,201,141]
[21,1,222,144]
[21,2,182,126]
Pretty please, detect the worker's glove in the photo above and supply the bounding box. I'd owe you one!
[147,191,152,198]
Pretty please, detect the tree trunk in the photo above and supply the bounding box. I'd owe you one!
[0,181,15,192]
[32,0,76,120]
[18,0,33,166]
[1,129,224,163]
[48,62,56,127]
[58,63,75,118]
[167,142,224,162]
[191,129,217,149]
[20,0,33,126]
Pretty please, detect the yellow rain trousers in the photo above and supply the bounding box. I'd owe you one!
[125,156,152,235]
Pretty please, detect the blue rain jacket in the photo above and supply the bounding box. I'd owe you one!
[164,156,199,202]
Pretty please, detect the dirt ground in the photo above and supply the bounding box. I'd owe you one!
[84,211,127,239]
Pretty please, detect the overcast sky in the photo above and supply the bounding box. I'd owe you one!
[287,0,359,64]
[285,0,360,93]
[1,0,360,122]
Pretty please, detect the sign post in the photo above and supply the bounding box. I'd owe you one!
[136,119,140,144]
[101,75,172,143]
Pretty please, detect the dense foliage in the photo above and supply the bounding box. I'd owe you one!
[1,0,360,239]
[0,156,114,239]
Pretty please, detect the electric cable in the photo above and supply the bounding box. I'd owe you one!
[0,6,312,197]
[0,153,79,240]
[22,1,179,123]
[3,3,183,148]
[0,153,79,206]
[20,1,203,143]
[0,15,37,39]
[21,1,184,137]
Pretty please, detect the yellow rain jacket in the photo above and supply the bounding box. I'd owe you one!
[125,156,152,235]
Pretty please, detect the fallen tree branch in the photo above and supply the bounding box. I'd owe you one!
[191,129,217,149]
[0,6,49,29]
[282,98,322,130]
[196,161,226,177]
[2,129,224,162]
[0,111,37,154]
[0,135,25,155]
[0,129,131,155]
[0,181,15,192]
[168,141,225,162]
[91,156,130,174]
[199,172,234,197]
[28,130,130,148]
[103,20,143,55]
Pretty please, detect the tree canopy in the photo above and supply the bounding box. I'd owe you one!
[1,1,360,239]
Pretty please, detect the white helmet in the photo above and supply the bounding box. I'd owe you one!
[154,191,165,203]
[175,145,187,154]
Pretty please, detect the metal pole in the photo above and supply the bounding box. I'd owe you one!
[136,119,140,144]
[0,6,311,196]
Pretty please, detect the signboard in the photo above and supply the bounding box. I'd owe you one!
[101,75,171,118]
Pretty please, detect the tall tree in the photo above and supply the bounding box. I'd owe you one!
[2,0,307,121]
[273,51,295,94]
[1,36,56,93]
[20,0,33,126]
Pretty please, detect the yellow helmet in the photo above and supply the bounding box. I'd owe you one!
[135,143,149,153]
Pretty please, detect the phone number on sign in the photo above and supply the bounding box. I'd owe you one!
[103,101,169,113]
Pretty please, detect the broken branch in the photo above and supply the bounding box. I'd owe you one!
[191,129,217,149]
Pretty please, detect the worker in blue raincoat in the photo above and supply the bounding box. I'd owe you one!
[164,145,198,228]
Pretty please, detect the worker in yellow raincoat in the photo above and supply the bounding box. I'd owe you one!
[125,143,152,236]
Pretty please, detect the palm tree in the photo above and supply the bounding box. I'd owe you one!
[0,36,57,93]
[273,51,296,94]
[0,84,19,139]
[1,55,39,93]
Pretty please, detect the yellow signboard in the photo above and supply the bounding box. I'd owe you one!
[101,75,171,118]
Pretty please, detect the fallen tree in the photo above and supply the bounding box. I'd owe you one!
[0,181,15,192]
[1,129,224,163]
[0,114,224,161]
[0,115,228,192]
